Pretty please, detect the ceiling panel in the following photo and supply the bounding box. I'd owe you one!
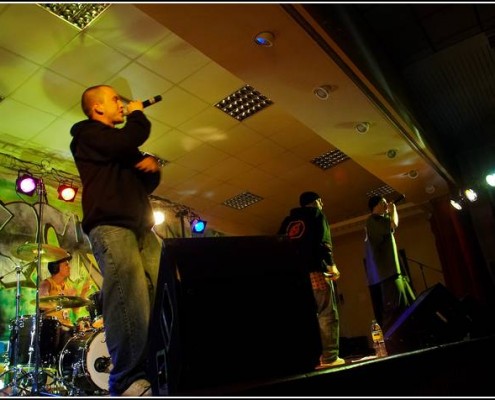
[0,3,463,236]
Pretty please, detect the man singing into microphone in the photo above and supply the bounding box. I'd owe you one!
[364,195,416,333]
[70,85,162,396]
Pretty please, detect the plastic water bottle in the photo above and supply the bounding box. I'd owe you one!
[371,319,388,357]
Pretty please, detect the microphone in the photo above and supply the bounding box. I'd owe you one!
[142,95,162,108]
[393,193,406,205]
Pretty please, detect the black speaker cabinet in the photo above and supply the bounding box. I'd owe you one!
[148,235,321,395]
[384,283,472,355]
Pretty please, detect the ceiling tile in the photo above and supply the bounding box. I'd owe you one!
[45,35,132,87]
[0,4,78,65]
[87,4,170,60]
[107,62,174,101]
[180,61,246,104]
[0,49,40,97]
[137,31,212,84]
[178,107,238,142]
[157,86,209,126]
[235,137,286,166]
[155,162,199,191]
[257,150,307,177]
[145,129,202,163]
[172,171,224,199]
[30,118,77,158]
[11,68,85,116]
[202,156,254,182]
[209,124,265,156]
[0,99,57,140]
[226,166,274,191]
[174,142,230,171]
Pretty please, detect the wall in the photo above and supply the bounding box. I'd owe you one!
[0,173,191,348]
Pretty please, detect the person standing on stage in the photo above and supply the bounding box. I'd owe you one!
[279,191,345,370]
[364,195,416,332]
[70,84,162,396]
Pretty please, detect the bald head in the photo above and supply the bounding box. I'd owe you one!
[81,85,110,117]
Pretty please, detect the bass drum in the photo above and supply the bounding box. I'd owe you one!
[58,330,112,394]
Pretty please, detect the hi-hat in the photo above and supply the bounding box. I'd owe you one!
[14,243,69,263]
[35,295,91,309]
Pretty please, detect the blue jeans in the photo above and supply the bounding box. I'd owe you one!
[313,280,340,363]
[89,225,162,395]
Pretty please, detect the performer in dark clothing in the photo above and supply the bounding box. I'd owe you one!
[279,191,345,369]
[70,84,162,396]
[364,195,416,332]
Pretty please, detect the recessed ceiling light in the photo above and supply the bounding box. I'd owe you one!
[223,192,264,210]
[313,85,335,100]
[38,3,111,30]
[407,170,419,179]
[215,85,273,121]
[425,185,436,194]
[311,149,349,170]
[254,31,274,47]
[386,149,398,159]
[366,185,396,198]
[355,122,370,134]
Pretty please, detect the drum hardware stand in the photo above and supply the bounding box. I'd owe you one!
[0,260,33,395]
[3,177,66,396]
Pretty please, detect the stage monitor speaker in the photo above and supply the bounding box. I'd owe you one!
[384,283,472,355]
[148,235,321,395]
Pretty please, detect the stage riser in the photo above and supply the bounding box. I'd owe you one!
[221,335,495,396]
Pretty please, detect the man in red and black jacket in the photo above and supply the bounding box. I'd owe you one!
[279,191,345,370]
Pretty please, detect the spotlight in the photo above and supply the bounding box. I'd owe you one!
[57,183,78,202]
[153,211,165,226]
[486,172,495,187]
[16,172,39,196]
[464,188,478,202]
[254,31,274,47]
[190,218,207,234]
[450,198,463,210]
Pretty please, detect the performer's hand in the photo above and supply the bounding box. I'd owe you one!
[135,156,160,172]
[125,100,144,114]
[324,264,341,281]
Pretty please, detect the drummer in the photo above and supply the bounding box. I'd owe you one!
[39,254,91,327]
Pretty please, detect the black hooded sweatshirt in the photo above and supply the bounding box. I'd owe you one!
[278,206,335,273]
[70,110,160,237]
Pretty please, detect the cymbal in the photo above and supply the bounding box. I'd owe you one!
[14,243,69,263]
[35,295,91,309]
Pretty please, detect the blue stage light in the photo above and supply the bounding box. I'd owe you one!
[191,218,207,234]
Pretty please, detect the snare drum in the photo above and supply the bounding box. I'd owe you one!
[58,329,111,393]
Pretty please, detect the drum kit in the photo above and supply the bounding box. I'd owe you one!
[1,242,112,396]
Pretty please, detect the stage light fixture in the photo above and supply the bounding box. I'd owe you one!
[57,183,78,202]
[450,198,463,210]
[153,210,165,226]
[486,172,495,187]
[16,172,39,196]
[190,218,207,234]
[464,188,478,202]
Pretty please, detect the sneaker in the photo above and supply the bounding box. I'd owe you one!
[315,356,346,370]
[121,379,152,396]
